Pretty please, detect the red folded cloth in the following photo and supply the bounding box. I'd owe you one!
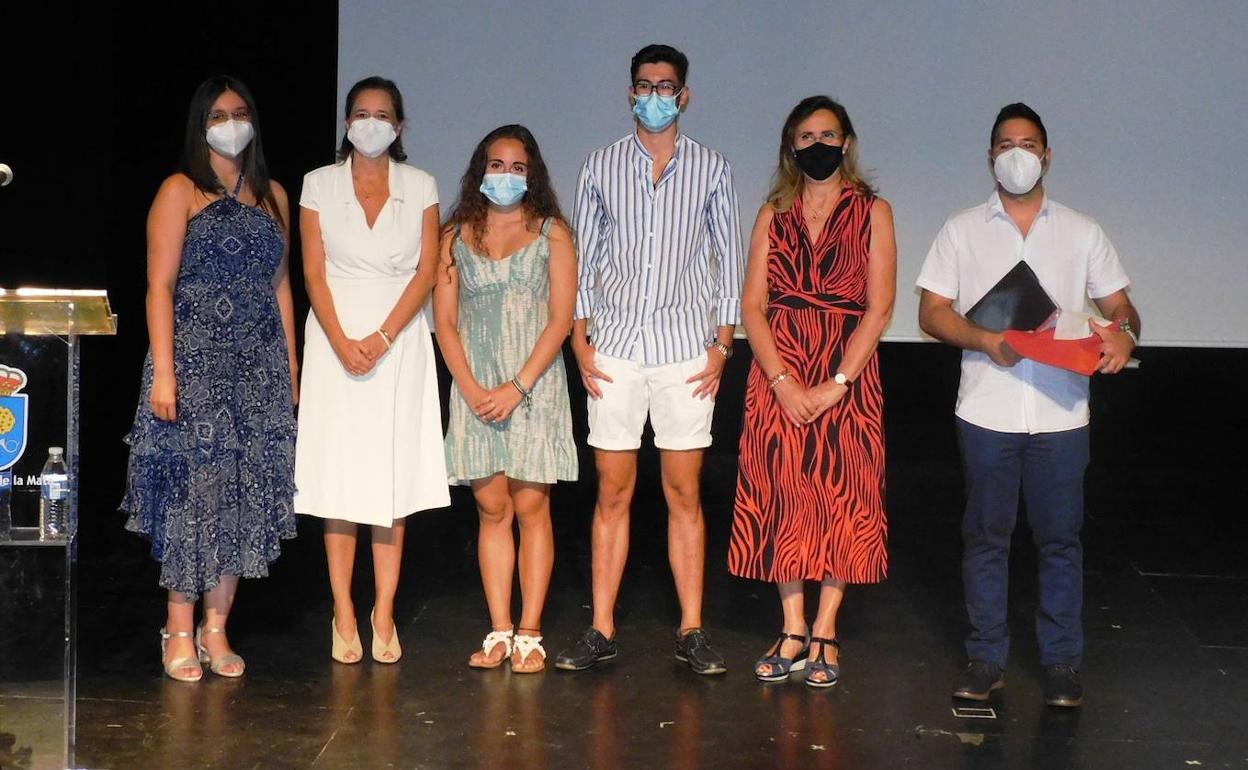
[1002,327,1103,375]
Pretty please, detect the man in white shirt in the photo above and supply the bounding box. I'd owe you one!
[917,103,1140,708]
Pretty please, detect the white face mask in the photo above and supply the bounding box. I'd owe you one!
[347,117,398,159]
[205,119,254,159]
[993,146,1044,195]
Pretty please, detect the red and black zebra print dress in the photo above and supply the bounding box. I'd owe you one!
[728,188,887,584]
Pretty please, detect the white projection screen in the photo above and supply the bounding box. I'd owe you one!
[339,0,1248,347]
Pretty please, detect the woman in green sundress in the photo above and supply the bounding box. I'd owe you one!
[434,124,577,674]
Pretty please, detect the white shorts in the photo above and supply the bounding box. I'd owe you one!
[587,349,715,451]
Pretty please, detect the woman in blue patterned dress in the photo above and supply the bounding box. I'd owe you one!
[435,125,577,673]
[121,76,298,682]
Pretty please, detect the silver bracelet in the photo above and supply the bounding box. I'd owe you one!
[511,377,533,411]
[1117,319,1138,345]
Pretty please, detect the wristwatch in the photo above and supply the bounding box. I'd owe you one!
[709,341,733,360]
[834,372,852,386]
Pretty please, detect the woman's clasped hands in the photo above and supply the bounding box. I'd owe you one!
[461,380,523,424]
[334,330,392,377]
[772,375,849,426]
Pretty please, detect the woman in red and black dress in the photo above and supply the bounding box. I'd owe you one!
[729,96,896,688]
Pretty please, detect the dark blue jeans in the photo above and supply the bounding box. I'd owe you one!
[956,418,1090,668]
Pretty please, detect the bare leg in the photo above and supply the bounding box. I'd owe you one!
[514,479,554,630]
[470,473,516,666]
[370,518,406,660]
[807,578,847,683]
[324,518,360,662]
[591,449,638,639]
[164,590,199,678]
[512,479,554,672]
[200,575,242,674]
[756,581,807,677]
[660,449,706,633]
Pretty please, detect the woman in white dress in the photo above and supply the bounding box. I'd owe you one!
[295,76,449,664]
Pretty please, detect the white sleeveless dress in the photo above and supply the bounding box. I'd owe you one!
[294,157,449,525]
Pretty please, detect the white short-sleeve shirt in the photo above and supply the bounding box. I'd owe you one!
[917,191,1130,434]
[300,156,438,279]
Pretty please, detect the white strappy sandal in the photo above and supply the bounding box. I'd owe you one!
[468,628,514,669]
[511,630,547,674]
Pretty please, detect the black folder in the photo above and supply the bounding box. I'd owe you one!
[964,261,1058,333]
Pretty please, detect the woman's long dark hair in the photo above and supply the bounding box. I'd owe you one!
[336,76,408,163]
[443,124,566,251]
[180,75,281,225]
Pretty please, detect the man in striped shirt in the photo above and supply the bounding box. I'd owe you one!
[553,44,745,676]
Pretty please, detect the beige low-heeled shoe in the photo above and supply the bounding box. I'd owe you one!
[371,610,401,664]
[331,616,363,664]
[160,628,204,683]
[195,625,246,677]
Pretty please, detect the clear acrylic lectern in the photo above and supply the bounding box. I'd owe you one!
[0,288,117,770]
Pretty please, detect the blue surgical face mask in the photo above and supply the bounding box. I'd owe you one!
[480,172,528,206]
[632,92,681,132]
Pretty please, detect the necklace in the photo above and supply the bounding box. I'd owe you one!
[803,198,829,220]
[802,184,843,220]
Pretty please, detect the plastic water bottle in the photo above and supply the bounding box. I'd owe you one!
[39,447,69,540]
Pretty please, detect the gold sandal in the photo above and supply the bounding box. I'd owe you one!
[195,625,245,677]
[159,628,203,683]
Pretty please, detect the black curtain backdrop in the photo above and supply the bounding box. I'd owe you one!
[1,3,1242,584]
[1,4,336,551]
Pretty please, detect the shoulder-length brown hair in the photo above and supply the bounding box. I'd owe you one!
[767,95,875,212]
[336,76,408,163]
[442,124,567,249]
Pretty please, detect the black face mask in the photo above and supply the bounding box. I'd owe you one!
[793,142,844,181]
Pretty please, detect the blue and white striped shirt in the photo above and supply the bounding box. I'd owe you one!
[573,133,744,366]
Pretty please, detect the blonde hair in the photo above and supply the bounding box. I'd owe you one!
[767,95,874,212]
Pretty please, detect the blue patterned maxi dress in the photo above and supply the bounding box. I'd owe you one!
[121,178,297,599]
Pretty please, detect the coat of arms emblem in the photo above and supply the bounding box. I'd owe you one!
[0,364,29,471]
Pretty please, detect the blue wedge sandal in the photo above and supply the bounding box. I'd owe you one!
[754,630,810,683]
[805,637,841,689]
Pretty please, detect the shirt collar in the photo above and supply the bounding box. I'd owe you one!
[986,189,1049,222]
[630,131,686,169]
[339,154,405,203]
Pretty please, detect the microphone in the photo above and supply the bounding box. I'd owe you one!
[0,164,11,187]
